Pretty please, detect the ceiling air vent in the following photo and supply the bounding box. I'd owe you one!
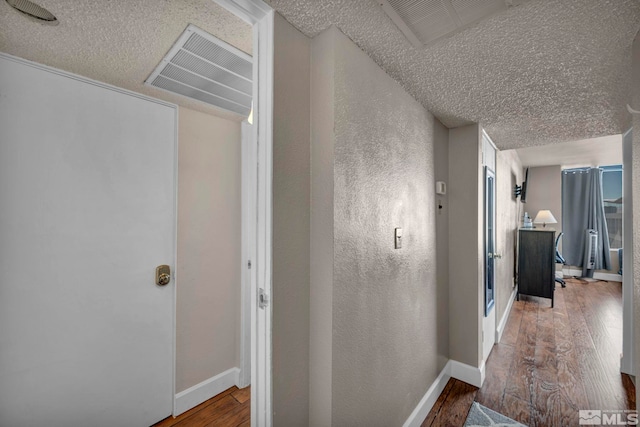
[146,24,252,117]
[378,0,529,48]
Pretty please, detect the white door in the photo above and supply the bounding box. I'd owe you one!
[483,166,497,362]
[0,56,176,426]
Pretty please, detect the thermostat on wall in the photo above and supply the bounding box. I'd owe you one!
[436,181,446,195]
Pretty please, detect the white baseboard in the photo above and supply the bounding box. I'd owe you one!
[496,289,517,343]
[621,354,635,377]
[563,267,622,282]
[449,359,484,388]
[402,362,451,427]
[594,272,623,282]
[403,359,486,426]
[174,367,240,416]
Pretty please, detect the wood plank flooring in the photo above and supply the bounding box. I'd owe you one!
[152,386,250,427]
[423,279,635,427]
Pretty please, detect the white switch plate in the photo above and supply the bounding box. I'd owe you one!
[395,228,402,249]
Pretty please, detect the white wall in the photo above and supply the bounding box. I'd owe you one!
[176,107,241,392]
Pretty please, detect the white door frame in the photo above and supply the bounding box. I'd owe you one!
[213,1,274,426]
[482,130,498,363]
[239,119,254,389]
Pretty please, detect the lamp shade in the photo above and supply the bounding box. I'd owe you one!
[533,209,557,227]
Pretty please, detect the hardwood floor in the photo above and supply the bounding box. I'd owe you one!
[423,279,635,427]
[152,279,632,426]
[152,386,250,427]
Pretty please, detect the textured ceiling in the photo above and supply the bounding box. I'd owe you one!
[0,0,252,120]
[268,0,640,149]
[514,134,623,168]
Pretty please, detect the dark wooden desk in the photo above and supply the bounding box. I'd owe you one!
[518,228,555,307]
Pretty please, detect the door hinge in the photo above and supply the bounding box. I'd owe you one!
[258,288,269,309]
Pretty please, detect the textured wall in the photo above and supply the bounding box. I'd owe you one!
[525,166,562,237]
[433,119,450,371]
[495,150,523,325]
[309,26,335,427]
[448,124,482,368]
[310,26,442,427]
[272,13,311,426]
[632,29,640,407]
[176,107,241,392]
[622,129,634,376]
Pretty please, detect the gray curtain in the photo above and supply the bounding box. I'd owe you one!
[562,168,611,270]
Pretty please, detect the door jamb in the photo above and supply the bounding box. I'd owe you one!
[213,1,274,426]
[239,119,254,388]
[481,130,498,363]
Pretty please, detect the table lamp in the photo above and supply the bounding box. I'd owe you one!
[533,210,557,228]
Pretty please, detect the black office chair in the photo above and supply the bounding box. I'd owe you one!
[555,232,566,288]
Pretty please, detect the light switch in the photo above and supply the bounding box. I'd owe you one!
[395,228,402,249]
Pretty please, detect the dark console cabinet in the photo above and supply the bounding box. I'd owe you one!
[518,229,555,307]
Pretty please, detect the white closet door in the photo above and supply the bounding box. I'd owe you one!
[0,56,176,427]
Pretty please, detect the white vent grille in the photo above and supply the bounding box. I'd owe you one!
[146,25,252,116]
[379,0,529,47]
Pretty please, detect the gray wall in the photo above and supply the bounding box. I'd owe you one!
[495,150,523,325]
[525,165,562,235]
[310,26,445,426]
[448,124,482,368]
[309,24,335,427]
[272,13,311,426]
[176,107,241,393]
[434,119,450,371]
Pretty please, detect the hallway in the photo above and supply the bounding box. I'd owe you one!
[424,278,635,426]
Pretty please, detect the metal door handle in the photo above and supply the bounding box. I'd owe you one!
[156,265,171,286]
[493,253,502,259]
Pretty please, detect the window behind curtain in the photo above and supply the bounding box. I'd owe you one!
[602,165,622,249]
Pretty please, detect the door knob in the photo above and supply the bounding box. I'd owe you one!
[156,265,171,286]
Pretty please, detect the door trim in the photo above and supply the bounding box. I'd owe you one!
[484,166,496,317]
[239,120,254,389]
[253,9,275,427]
[481,130,497,363]
[212,2,275,426]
